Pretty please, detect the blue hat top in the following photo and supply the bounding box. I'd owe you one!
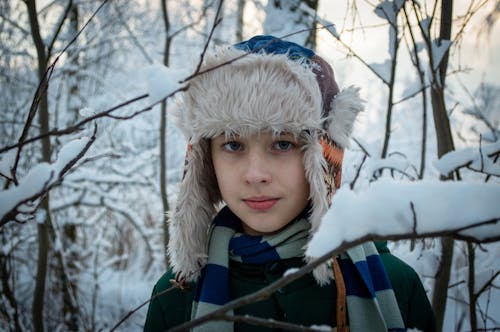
[234,35,315,62]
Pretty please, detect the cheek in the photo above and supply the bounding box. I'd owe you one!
[287,158,310,197]
[212,158,237,197]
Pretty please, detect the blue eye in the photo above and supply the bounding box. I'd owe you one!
[274,141,294,151]
[223,141,243,152]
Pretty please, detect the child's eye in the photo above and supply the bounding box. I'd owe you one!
[222,141,243,152]
[273,140,294,151]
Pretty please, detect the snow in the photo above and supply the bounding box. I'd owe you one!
[0,137,90,222]
[374,0,405,59]
[309,325,332,331]
[365,156,412,178]
[306,180,500,258]
[419,17,431,38]
[432,39,452,70]
[369,59,392,83]
[0,148,16,176]
[434,140,500,175]
[79,107,95,117]
[143,63,188,104]
[374,0,405,25]
[35,208,46,224]
[283,267,299,277]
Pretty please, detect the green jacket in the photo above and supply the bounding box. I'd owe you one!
[144,243,435,331]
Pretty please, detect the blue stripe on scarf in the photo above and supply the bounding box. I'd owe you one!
[339,258,373,298]
[230,236,280,264]
[213,207,244,231]
[195,264,230,305]
[340,254,393,298]
[366,254,393,292]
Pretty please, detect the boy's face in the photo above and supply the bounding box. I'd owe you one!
[211,132,310,235]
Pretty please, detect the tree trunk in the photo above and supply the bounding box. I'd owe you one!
[235,0,245,41]
[0,241,23,332]
[302,0,319,50]
[432,236,454,332]
[160,0,171,268]
[66,3,80,124]
[467,242,477,332]
[61,4,81,330]
[61,224,79,330]
[380,34,400,159]
[429,1,456,331]
[26,1,52,330]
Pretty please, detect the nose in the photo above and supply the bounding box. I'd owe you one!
[244,151,272,185]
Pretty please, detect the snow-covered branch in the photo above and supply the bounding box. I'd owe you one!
[307,180,500,258]
[0,128,96,227]
[434,140,500,177]
[0,94,145,155]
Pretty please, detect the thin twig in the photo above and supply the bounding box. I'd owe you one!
[352,137,371,157]
[319,22,390,85]
[350,153,367,190]
[221,314,326,332]
[192,0,224,76]
[475,271,500,297]
[410,201,417,250]
[109,284,181,332]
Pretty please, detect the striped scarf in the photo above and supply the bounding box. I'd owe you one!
[192,207,405,331]
[341,242,405,331]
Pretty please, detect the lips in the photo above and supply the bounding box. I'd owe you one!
[243,197,279,211]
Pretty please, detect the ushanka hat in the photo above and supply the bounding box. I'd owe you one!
[169,35,364,283]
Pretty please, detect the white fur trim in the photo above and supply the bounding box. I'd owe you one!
[327,86,365,148]
[172,47,323,142]
[168,140,220,281]
[301,133,333,284]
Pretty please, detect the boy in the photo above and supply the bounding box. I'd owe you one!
[144,35,435,331]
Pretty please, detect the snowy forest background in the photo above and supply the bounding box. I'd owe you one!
[0,0,499,331]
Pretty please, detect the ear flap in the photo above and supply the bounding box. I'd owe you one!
[326,86,364,148]
[168,139,221,281]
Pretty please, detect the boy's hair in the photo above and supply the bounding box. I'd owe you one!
[169,35,364,284]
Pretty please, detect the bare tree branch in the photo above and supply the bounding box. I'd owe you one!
[1,124,97,227]
[47,0,74,56]
[476,270,500,297]
[350,153,368,190]
[109,283,181,332]
[0,94,148,154]
[220,314,326,332]
[192,0,224,76]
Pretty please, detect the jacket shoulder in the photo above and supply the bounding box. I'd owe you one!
[378,246,436,332]
[143,269,194,331]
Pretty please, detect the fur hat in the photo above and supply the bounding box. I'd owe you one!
[169,35,364,283]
